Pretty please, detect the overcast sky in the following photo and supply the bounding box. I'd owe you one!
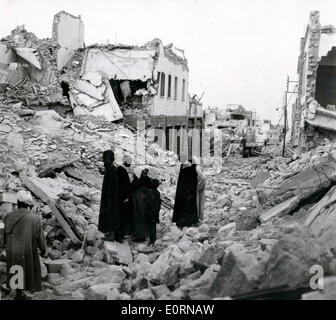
[1,0,336,124]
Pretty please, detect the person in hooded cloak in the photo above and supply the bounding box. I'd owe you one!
[144,178,161,245]
[3,190,47,299]
[116,155,133,237]
[192,156,206,222]
[131,166,151,242]
[172,156,199,229]
[98,150,121,241]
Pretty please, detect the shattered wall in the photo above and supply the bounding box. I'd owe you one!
[293,11,336,151]
[315,47,336,108]
[52,11,84,71]
[61,38,190,125]
[152,40,189,117]
[0,25,64,105]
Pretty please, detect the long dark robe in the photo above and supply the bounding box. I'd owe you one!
[172,164,198,228]
[4,209,47,293]
[132,176,152,240]
[144,188,161,224]
[98,163,120,233]
[116,165,133,235]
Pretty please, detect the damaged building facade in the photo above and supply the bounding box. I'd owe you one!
[291,11,336,151]
[0,11,84,107]
[205,105,256,133]
[60,38,192,157]
[0,10,203,159]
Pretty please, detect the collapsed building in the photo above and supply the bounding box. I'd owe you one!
[205,105,256,133]
[203,105,257,157]
[257,120,283,145]
[0,10,202,159]
[0,11,84,108]
[60,38,193,158]
[291,11,336,151]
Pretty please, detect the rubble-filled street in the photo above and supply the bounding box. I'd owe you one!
[1,1,336,303]
[2,95,336,300]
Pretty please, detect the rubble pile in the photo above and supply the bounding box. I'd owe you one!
[1,98,336,300]
[2,100,336,300]
[0,26,65,107]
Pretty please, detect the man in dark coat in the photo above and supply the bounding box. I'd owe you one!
[98,150,121,242]
[131,166,151,242]
[116,155,133,238]
[3,190,47,299]
[172,159,199,229]
[144,179,161,245]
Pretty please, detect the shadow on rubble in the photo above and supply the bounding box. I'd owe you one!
[232,286,311,300]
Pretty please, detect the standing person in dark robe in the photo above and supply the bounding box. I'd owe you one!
[3,190,47,299]
[131,166,150,242]
[116,155,133,238]
[172,157,199,229]
[98,150,121,242]
[144,179,161,245]
[193,156,206,223]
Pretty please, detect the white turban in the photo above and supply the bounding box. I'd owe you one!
[17,190,34,205]
[192,156,200,165]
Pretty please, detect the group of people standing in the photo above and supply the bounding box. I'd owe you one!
[0,149,207,299]
[98,150,161,245]
[98,150,206,246]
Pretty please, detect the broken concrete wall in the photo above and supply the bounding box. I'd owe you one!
[68,71,123,122]
[68,46,158,120]
[0,25,64,105]
[152,40,189,117]
[52,11,84,71]
[83,47,156,81]
[0,44,16,65]
[0,44,21,88]
[293,11,336,151]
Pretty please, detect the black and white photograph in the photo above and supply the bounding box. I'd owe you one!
[0,0,336,307]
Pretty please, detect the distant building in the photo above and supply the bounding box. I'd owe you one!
[205,105,256,135]
[187,94,204,158]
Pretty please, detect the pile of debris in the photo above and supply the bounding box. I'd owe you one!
[0,26,66,107]
[2,95,336,300]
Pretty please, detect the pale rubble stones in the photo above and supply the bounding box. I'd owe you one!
[103,240,133,265]
[134,243,155,254]
[129,261,152,279]
[134,253,150,264]
[60,263,76,277]
[149,247,181,286]
[44,259,72,273]
[151,284,171,299]
[86,223,98,246]
[302,277,336,300]
[71,289,86,300]
[215,195,232,208]
[259,224,332,291]
[85,283,120,300]
[40,262,48,279]
[133,288,155,300]
[92,250,105,262]
[216,222,236,241]
[209,247,264,298]
[107,289,131,300]
[93,265,126,284]
[0,192,17,204]
[71,249,84,263]
[91,260,108,268]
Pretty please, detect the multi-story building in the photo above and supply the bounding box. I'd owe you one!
[291,11,336,151]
